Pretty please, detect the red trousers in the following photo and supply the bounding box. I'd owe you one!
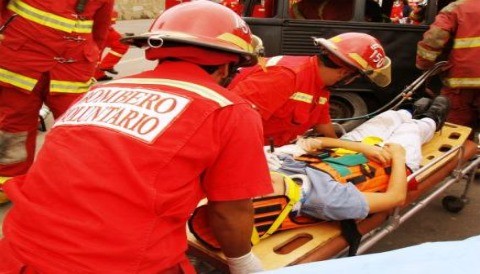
[0,73,81,178]
[94,27,129,80]
[441,87,480,131]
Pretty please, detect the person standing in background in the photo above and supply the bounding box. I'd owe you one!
[94,8,130,81]
[0,0,114,204]
[416,0,480,133]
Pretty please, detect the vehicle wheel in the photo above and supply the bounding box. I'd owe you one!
[329,91,368,134]
[442,195,465,213]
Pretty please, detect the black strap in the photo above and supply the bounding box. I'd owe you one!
[340,219,362,256]
[0,14,17,34]
[75,0,89,14]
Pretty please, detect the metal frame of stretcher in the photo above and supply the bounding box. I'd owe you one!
[187,122,479,272]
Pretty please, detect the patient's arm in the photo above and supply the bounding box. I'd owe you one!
[362,143,407,213]
[299,137,392,166]
[314,124,338,138]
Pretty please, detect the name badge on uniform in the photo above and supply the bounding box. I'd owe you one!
[54,87,190,143]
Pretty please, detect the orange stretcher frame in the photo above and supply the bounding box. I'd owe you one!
[187,122,479,271]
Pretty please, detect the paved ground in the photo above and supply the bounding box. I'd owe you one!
[0,20,479,273]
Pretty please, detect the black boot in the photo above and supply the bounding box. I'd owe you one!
[412,97,432,118]
[418,95,451,131]
[96,75,113,82]
[102,68,119,75]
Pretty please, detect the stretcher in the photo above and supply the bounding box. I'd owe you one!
[187,122,480,272]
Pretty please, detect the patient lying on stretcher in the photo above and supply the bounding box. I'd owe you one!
[188,96,451,250]
[265,96,450,221]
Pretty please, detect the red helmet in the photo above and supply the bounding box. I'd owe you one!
[122,1,257,66]
[313,32,392,87]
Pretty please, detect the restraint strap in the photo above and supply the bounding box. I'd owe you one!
[251,172,302,245]
[75,0,89,14]
[340,219,362,256]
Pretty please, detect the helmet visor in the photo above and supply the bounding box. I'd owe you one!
[365,57,392,87]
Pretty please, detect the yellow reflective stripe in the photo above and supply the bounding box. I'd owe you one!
[259,172,301,240]
[453,37,480,49]
[217,33,253,52]
[8,0,93,33]
[251,227,260,245]
[290,92,313,103]
[417,45,441,61]
[0,68,37,91]
[108,78,233,107]
[50,79,94,93]
[318,96,328,104]
[108,50,124,58]
[348,53,368,69]
[266,56,283,67]
[444,77,480,88]
[0,176,11,185]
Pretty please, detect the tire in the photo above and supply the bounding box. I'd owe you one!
[329,91,368,134]
[442,195,465,213]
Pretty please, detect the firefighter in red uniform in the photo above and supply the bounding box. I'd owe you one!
[0,1,272,273]
[94,9,130,81]
[0,0,114,203]
[229,32,392,147]
[416,0,480,131]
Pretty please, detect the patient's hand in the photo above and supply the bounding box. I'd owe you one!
[383,143,406,164]
[364,145,392,166]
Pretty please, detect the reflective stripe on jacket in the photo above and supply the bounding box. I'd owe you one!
[8,0,93,33]
[0,68,94,93]
[416,0,480,88]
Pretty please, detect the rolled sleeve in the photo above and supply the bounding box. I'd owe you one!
[203,104,273,201]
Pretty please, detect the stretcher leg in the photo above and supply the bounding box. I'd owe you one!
[442,154,480,213]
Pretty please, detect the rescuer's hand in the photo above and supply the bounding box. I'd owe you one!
[226,251,263,274]
[0,34,4,42]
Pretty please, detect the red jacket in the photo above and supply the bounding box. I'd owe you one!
[229,55,331,146]
[416,0,480,88]
[3,61,272,273]
[0,0,114,93]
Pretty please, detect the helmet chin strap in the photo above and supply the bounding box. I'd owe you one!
[219,63,240,87]
[331,72,361,88]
